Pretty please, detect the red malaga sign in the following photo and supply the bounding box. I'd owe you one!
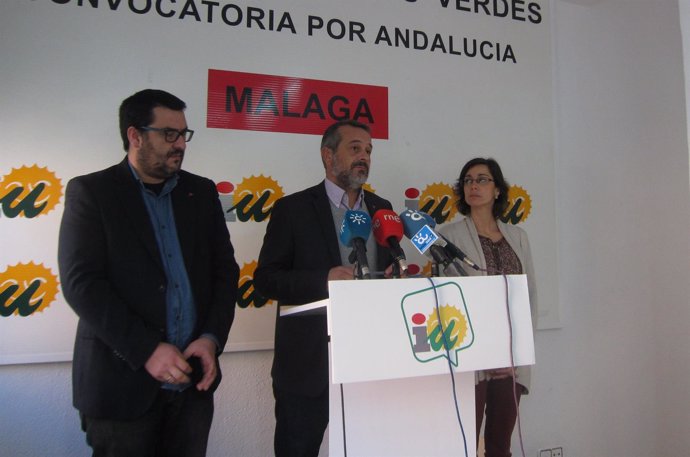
[207,69,388,139]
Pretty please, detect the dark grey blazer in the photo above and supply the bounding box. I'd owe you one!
[254,181,392,397]
[58,158,239,419]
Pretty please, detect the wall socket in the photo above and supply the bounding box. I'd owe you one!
[539,447,563,457]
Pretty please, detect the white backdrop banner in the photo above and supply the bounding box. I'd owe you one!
[0,0,558,364]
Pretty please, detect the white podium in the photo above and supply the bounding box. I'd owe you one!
[280,275,535,457]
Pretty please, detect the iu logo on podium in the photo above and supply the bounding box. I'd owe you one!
[400,281,475,367]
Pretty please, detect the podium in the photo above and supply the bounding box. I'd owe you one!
[280,275,535,457]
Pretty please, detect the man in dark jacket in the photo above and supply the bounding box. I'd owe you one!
[58,89,239,457]
[254,119,393,457]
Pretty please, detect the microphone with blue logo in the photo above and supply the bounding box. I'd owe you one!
[398,209,470,277]
[339,210,372,279]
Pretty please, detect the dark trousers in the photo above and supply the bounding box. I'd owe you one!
[273,386,329,457]
[475,378,523,457]
[81,388,214,457]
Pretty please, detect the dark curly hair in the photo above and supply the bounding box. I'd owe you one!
[453,157,509,219]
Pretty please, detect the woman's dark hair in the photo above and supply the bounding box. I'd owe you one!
[453,157,509,219]
[119,89,186,151]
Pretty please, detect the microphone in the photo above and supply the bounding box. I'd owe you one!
[372,209,408,277]
[428,244,464,277]
[339,210,372,279]
[438,233,481,271]
[399,210,480,271]
[398,209,438,245]
[400,210,481,271]
[399,209,468,276]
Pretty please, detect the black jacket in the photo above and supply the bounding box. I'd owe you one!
[58,158,239,419]
[254,181,392,396]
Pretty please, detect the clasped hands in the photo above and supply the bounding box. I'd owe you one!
[144,336,218,391]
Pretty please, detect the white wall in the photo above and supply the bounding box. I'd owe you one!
[2,1,689,456]
[660,1,690,454]
[525,1,690,457]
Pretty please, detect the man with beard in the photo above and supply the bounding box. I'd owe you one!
[254,119,394,457]
[58,89,239,457]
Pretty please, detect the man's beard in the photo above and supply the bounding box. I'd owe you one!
[138,141,184,181]
[334,160,369,191]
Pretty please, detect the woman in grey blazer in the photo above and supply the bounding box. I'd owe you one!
[439,158,537,457]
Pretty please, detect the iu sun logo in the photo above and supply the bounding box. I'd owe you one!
[401,281,474,367]
[418,182,457,225]
[500,185,532,224]
[236,260,274,309]
[218,175,284,223]
[0,262,59,317]
[0,165,62,218]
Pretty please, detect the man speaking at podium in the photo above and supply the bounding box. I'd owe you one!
[254,119,394,457]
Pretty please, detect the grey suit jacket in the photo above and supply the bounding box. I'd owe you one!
[439,216,537,392]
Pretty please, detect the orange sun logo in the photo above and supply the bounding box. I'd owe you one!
[418,182,457,224]
[420,260,433,278]
[502,185,532,224]
[0,262,59,317]
[426,304,468,350]
[237,260,274,308]
[239,260,259,289]
[233,175,284,222]
[0,165,62,217]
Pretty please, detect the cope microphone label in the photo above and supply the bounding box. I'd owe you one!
[207,69,389,138]
[410,225,438,255]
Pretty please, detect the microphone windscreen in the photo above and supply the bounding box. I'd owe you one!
[420,211,436,228]
[372,209,404,247]
[339,210,372,247]
[399,209,433,240]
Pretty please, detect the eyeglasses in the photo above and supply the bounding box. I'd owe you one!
[138,126,194,143]
[463,177,494,186]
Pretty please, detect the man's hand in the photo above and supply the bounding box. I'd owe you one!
[183,337,218,391]
[383,263,408,278]
[144,342,192,385]
[328,265,356,281]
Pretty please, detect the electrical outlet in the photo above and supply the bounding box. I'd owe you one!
[539,450,552,457]
[552,446,563,457]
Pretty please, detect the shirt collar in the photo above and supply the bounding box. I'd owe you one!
[324,178,364,211]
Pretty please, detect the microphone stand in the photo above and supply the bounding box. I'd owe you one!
[348,249,371,280]
[450,259,468,277]
[428,245,468,277]
[392,262,401,278]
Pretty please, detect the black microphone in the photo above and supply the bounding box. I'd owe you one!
[438,233,481,271]
[428,245,464,277]
[339,210,372,279]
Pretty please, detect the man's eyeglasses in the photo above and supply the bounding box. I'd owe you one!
[463,177,494,186]
[138,126,194,143]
